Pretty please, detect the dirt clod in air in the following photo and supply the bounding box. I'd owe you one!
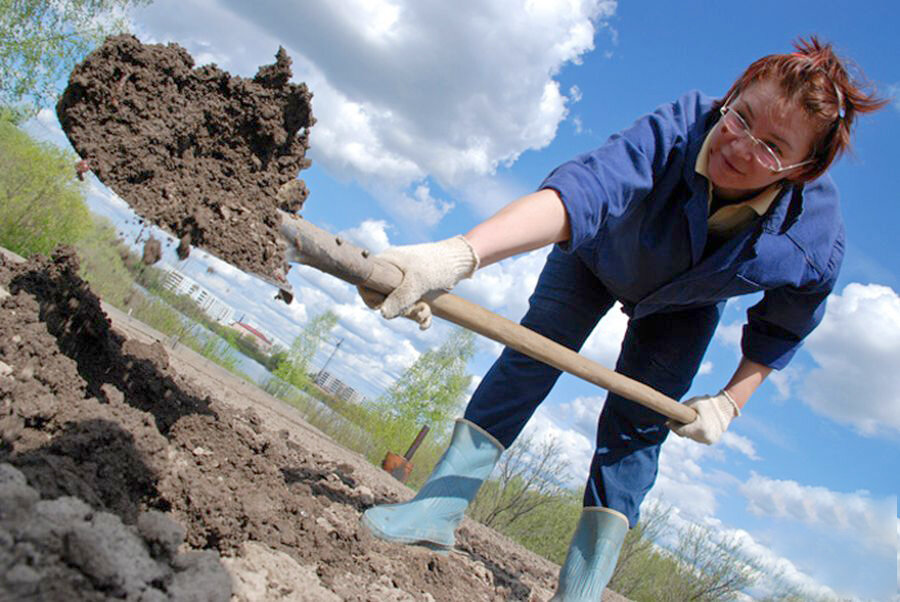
[141,236,161,265]
[57,34,315,284]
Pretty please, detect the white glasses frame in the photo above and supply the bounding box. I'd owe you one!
[719,96,816,174]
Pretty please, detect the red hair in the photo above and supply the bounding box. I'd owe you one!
[715,36,887,181]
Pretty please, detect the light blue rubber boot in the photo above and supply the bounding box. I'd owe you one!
[550,507,629,601]
[361,418,503,548]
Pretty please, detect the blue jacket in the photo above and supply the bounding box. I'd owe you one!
[540,91,844,370]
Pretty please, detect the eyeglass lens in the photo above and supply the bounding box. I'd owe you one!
[721,109,780,171]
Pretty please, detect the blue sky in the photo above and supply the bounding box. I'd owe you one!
[26,1,900,599]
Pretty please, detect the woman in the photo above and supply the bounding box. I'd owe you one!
[359,37,885,600]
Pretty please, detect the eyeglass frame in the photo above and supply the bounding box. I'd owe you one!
[718,94,817,174]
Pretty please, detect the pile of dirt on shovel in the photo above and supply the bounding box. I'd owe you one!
[56,34,314,285]
[0,249,576,601]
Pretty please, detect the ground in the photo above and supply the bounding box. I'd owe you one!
[0,247,632,601]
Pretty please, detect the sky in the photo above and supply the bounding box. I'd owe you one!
[24,1,900,599]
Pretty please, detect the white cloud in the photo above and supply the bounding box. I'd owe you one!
[720,432,760,461]
[522,396,600,485]
[456,247,550,321]
[714,318,743,350]
[698,360,713,376]
[888,83,900,112]
[651,434,721,520]
[720,524,843,600]
[338,220,392,254]
[800,283,900,436]
[133,0,617,227]
[767,365,799,401]
[581,303,629,368]
[740,473,897,553]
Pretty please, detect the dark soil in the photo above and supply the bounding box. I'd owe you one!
[56,35,314,285]
[0,249,578,601]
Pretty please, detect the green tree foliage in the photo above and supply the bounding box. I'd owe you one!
[0,117,91,256]
[1,0,149,112]
[75,215,134,305]
[378,328,475,430]
[272,310,338,391]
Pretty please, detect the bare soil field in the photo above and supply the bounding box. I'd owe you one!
[0,247,633,601]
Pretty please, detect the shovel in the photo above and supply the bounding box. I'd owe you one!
[278,211,697,425]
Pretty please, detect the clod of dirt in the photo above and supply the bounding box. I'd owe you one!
[141,236,162,265]
[57,34,315,285]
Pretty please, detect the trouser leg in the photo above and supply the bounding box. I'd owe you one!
[464,246,616,448]
[584,303,723,527]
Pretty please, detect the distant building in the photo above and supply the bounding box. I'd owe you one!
[162,269,234,324]
[228,321,274,353]
[314,370,366,404]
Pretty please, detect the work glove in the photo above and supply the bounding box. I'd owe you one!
[358,236,479,330]
[667,390,740,445]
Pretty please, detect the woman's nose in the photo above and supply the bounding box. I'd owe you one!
[731,134,755,162]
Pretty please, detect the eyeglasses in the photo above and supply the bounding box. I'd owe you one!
[719,97,815,174]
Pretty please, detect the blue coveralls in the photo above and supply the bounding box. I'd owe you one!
[463,91,845,527]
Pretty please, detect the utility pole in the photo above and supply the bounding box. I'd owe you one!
[317,337,343,379]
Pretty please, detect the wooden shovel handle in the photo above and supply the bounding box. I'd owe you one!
[280,212,696,424]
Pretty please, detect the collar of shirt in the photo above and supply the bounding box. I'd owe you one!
[695,128,782,237]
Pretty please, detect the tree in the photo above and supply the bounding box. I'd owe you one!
[75,214,135,305]
[1,0,149,112]
[0,117,92,256]
[469,434,568,529]
[378,328,475,430]
[272,310,338,391]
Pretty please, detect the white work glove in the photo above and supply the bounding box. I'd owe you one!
[358,236,479,330]
[668,390,740,445]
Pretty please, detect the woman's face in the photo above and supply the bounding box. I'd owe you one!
[707,78,820,200]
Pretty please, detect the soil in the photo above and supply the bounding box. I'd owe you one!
[0,248,632,601]
[141,237,162,265]
[56,35,314,285]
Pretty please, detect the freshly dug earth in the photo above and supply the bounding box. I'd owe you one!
[57,35,314,284]
[0,249,636,601]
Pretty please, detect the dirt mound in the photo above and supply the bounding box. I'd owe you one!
[56,35,314,284]
[0,250,570,600]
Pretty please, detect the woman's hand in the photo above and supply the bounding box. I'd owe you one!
[668,390,741,445]
[358,236,479,329]
[359,188,570,330]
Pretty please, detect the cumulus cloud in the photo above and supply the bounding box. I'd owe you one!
[521,396,601,485]
[581,304,629,367]
[800,283,900,436]
[714,318,743,350]
[651,434,721,520]
[456,247,550,321]
[338,220,392,254]
[720,432,760,461]
[134,0,617,227]
[889,83,900,112]
[740,473,896,553]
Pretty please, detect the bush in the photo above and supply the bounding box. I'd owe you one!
[0,118,91,256]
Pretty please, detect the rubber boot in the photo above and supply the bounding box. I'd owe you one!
[361,418,504,548]
[550,507,629,601]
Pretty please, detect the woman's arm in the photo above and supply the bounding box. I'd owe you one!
[669,356,772,444]
[723,356,773,409]
[464,188,571,267]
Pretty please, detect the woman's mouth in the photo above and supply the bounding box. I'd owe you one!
[721,153,743,175]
